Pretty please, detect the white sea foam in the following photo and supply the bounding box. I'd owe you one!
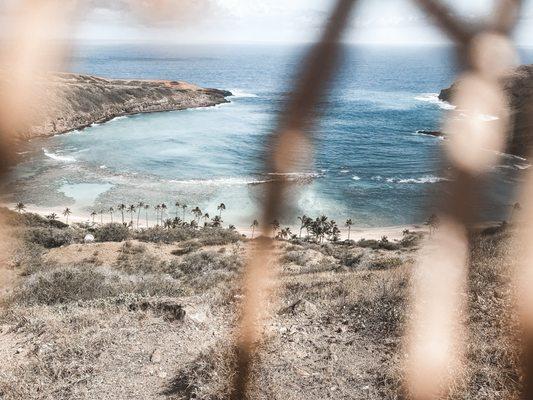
[230,89,258,98]
[494,151,527,162]
[169,177,271,186]
[43,149,76,163]
[99,165,107,169]
[110,116,128,122]
[352,175,361,181]
[515,163,531,170]
[415,93,456,110]
[388,175,448,184]
[267,172,323,180]
[167,172,322,187]
[372,175,447,184]
[339,169,350,174]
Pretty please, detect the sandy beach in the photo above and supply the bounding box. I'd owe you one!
[4,202,428,242]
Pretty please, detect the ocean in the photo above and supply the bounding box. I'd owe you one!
[3,44,532,227]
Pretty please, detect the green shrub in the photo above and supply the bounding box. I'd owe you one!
[25,227,72,248]
[356,238,380,249]
[114,251,163,275]
[197,228,242,246]
[399,232,423,248]
[369,257,403,270]
[94,223,130,242]
[134,226,196,243]
[134,226,242,245]
[120,241,146,254]
[171,241,201,256]
[281,250,316,266]
[0,208,68,229]
[173,250,242,277]
[11,265,182,305]
[12,266,115,305]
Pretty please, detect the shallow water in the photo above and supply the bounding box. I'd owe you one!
[3,44,531,227]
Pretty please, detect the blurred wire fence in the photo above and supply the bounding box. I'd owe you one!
[0,0,531,399]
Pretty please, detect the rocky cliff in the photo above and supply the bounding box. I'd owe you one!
[439,64,533,158]
[4,72,231,140]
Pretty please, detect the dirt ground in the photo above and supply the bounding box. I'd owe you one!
[0,218,522,399]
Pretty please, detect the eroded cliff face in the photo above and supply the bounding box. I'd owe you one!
[1,72,231,140]
[439,64,533,158]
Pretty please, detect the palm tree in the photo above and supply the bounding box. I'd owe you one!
[203,212,210,226]
[271,220,280,236]
[144,204,150,228]
[63,208,72,224]
[127,204,136,225]
[426,214,440,235]
[192,206,202,223]
[217,203,226,217]
[298,215,309,238]
[211,215,223,227]
[345,218,353,240]
[172,217,182,228]
[136,202,144,229]
[118,204,126,224]
[90,211,97,223]
[161,203,167,222]
[109,207,114,223]
[175,201,180,218]
[510,202,521,221]
[278,227,292,240]
[190,220,198,229]
[47,213,58,221]
[14,202,26,213]
[99,210,104,224]
[155,204,161,226]
[250,219,259,239]
[181,204,188,220]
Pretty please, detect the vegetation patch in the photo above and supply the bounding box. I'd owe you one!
[25,227,73,248]
[94,223,130,242]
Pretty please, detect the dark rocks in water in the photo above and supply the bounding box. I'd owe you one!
[439,64,533,158]
[417,130,445,138]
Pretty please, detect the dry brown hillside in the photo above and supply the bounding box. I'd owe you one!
[0,209,522,399]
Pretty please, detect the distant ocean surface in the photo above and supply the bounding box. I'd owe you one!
[4,44,533,227]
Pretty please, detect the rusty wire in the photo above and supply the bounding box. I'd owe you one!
[0,0,532,399]
[229,2,358,397]
[404,1,523,399]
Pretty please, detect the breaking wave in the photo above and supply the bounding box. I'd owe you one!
[372,175,447,184]
[43,149,76,163]
[230,89,259,98]
[415,93,455,110]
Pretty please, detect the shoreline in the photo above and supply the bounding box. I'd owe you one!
[5,203,428,242]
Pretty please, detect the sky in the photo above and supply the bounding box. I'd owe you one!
[2,0,533,46]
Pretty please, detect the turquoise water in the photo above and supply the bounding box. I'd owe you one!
[3,45,532,226]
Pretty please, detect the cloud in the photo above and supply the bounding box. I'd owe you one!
[82,0,220,27]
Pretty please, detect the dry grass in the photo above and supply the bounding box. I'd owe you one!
[0,220,523,399]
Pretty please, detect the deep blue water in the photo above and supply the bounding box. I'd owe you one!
[5,44,532,226]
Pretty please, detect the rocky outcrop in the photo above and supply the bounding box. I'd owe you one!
[439,64,533,158]
[4,72,231,140]
[416,130,445,138]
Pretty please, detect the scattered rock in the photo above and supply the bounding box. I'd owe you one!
[84,234,95,243]
[150,349,162,363]
[127,299,186,321]
[280,300,318,316]
[439,64,533,157]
